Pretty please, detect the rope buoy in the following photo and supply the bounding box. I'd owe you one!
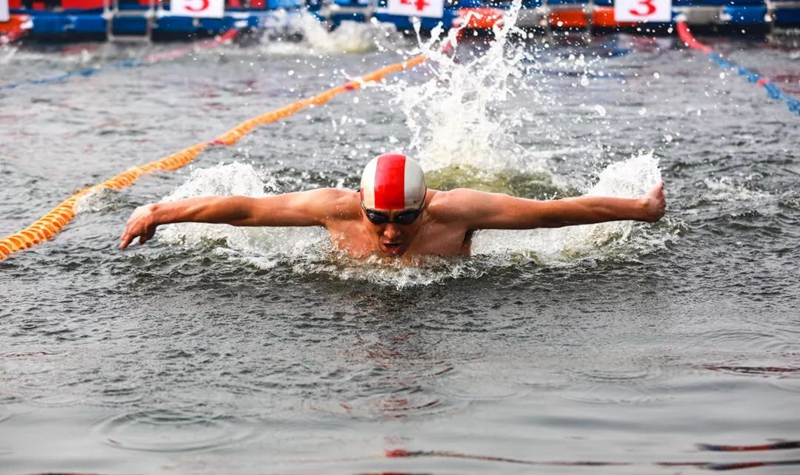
[677,19,800,117]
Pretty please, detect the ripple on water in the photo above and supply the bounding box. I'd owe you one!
[0,390,19,405]
[98,386,144,406]
[559,366,672,405]
[686,329,794,354]
[703,363,800,395]
[29,392,85,408]
[95,409,256,452]
[305,387,466,420]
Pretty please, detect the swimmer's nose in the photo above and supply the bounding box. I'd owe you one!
[382,224,403,240]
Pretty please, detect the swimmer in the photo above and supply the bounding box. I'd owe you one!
[120,153,666,260]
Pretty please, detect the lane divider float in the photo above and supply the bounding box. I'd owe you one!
[677,18,800,118]
[0,28,238,91]
[0,54,428,261]
[0,25,27,46]
[0,15,29,46]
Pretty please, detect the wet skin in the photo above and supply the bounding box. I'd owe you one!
[120,184,666,260]
[324,191,475,260]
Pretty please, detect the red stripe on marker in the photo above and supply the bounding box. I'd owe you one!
[373,154,406,209]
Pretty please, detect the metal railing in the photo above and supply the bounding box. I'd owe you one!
[103,0,157,41]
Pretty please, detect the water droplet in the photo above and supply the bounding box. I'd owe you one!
[593,105,607,117]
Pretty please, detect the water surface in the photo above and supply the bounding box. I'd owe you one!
[1,23,799,474]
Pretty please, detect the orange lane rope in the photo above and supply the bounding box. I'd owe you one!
[0,55,427,261]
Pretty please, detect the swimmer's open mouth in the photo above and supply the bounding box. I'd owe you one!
[381,242,404,255]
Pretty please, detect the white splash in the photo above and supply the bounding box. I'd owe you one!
[472,153,663,264]
[264,14,398,55]
[295,254,487,289]
[305,18,397,55]
[151,154,664,288]
[384,0,550,174]
[700,176,769,202]
[157,162,329,269]
[0,46,18,65]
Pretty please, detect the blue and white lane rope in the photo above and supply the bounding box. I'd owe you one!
[0,59,144,90]
[676,17,800,117]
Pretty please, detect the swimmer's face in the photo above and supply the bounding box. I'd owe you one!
[361,206,424,257]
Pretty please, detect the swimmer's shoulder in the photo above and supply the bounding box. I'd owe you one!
[425,188,496,224]
[310,188,361,221]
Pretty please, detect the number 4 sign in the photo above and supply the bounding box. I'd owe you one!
[386,0,444,19]
[614,0,672,22]
[171,0,225,18]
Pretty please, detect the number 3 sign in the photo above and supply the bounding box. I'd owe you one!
[614,0,672,22]
[171,0,225,18]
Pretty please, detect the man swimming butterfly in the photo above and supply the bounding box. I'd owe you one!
[120,153,666,260]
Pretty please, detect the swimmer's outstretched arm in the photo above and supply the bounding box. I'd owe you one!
[119,188,351,248]
[444,182,666,230]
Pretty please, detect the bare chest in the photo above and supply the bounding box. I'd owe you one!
[326,220,472,258]
[405,222,473,257]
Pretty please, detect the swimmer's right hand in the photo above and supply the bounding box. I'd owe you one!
[120,204,158,249]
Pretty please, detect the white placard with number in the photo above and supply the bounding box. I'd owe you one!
[1,0,10,23]
[614,0,672,22]
[386,0,444,19]
[171,0,225,19]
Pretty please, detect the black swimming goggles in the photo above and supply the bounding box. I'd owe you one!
[360,197,425,226]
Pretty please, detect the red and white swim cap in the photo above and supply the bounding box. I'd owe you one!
[360,153,427,210]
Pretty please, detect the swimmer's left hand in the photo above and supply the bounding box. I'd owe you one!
[641,182,666,223]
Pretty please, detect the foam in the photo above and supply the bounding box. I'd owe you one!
[262,15,399,56]
[472,153,663,264]
[150,154,665,288]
